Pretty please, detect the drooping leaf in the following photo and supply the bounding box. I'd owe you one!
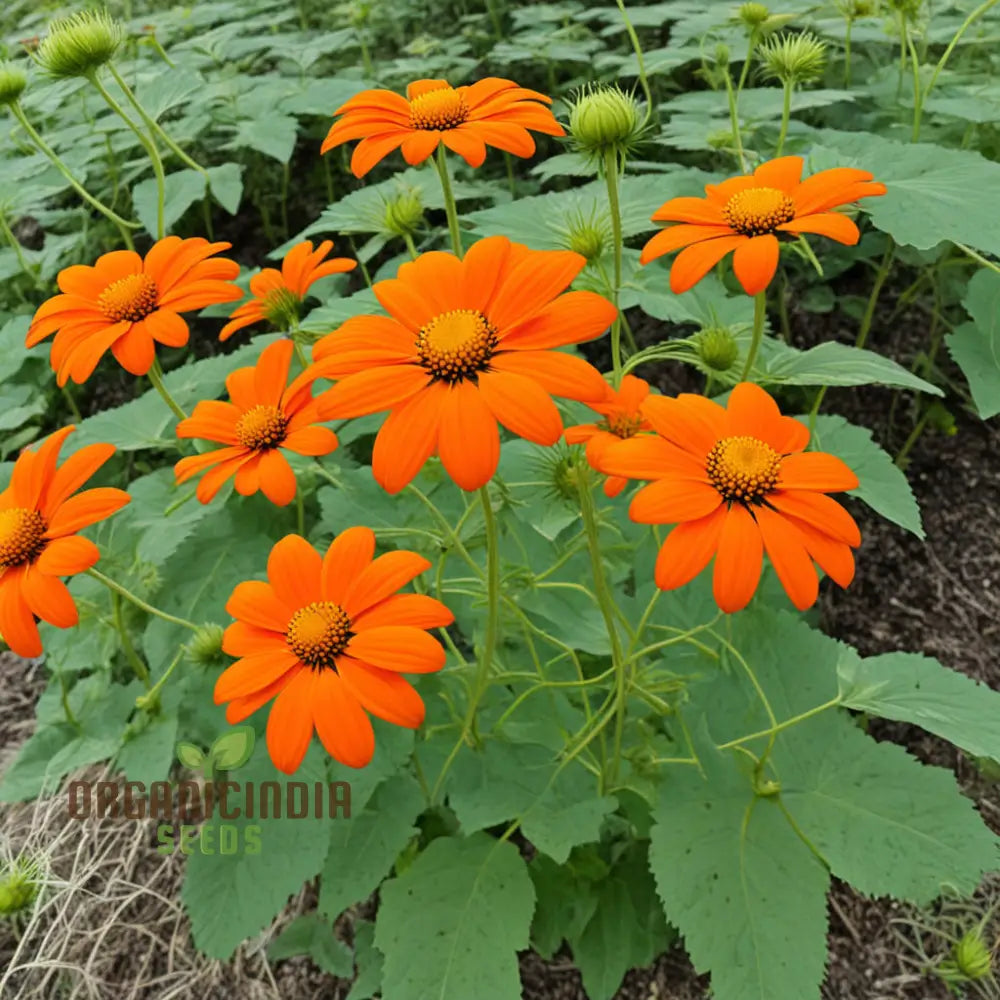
[947,268,1000,418]
[267,913,353,977]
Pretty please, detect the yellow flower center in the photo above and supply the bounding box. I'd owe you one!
[409,87,468,130]
[706,435,781,502]
[416,309,498,383]
[98,272,158,323]
[0,508,47,569]
[604,412,643,439]
[235,405,288,450]
[286,601,352,669]
[722,187,795,237]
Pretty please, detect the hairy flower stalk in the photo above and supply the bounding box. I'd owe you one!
[758,32,827,155]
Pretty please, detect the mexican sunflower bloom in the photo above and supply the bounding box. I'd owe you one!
[174,339,338,506]
[564,375,654,498]
[217,530,452,773]
[597,382,861,613]
[219,240,356,342]
[0,426,129,657]
[309,236,615,493]
[26,238,242,385]
[321,78,565,177]
[640,156,886,295]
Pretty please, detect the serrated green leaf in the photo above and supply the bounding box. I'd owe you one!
[839,651,1000,764]
[346,920,384,1000]
[529,854,600,959]
[267,913,353,977]
[133,168,207,236]
[649,734,831,1000]
[319,773,424,920]
[182,744,333,960]
[810,415,923,538]
[231,114,298,163]
[947,268,1000,418]
[375,833,535,1000]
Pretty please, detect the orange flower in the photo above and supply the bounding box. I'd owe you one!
[564,375,653,498]
[217,530,452,773]
[26,238,242,385]
[597,382,861,613]
[219,240,356,343]
[0,426,130,657]
[640,156,886,295]
[309,236,615,494]
[174,339,338,506]
[321,77,565,177]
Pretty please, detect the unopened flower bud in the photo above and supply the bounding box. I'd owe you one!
[695,326,740,373]
[715,43,731,67]
[0,63,27,106]
[738,2,771,27]
[759,31,827,85]
[0,857,41,917]
[38,10,123,79]
[953,929,992,981]
[568,84,644,162]
[185,623,226,667]
[559,207,610,263]
[383,188,424,238]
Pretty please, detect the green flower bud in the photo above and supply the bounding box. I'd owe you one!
[0,857,41,918]
[383,188,424,238]
[568,84,644,162]
[262,288,302,329]
[558,207,611,263]
[738,2,771,27]
[185,623,226,668]
[953,929,992,981]
[0,63,27,106]
[706,128,737,150]
[715,42,731,66]
[759,31,827,85]
[848,0,878,16]
[695,326,740,373]
[38,10,123,79]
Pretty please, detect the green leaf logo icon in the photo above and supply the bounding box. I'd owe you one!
[176,742,206,769]
[210,727,255,771]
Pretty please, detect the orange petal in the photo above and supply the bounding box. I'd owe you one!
[752,156,804,191]
[258,449,298,506]
[640,224,732,265]
[712,504,763,613]
[490,350,607,401]
[312,670,376,769]
[488,249,584,332]
[267,535,322,609]
[39,441,114,517]
[321,526,376,605]
[254,339,294,407]
[436,381,500,491]
[337,657,426,728]
[222,620,287,657]
[44,487,130,537]
[0,573,42,657]
[352,593,454,631]
[226,579,296,631]
[650,197,727,225]
[498,291,617,351]
[477,370,562,445]
[226,668,300,725]
[265,668,316,774]
[346,626,446,673]
[778,452,859,492]
[283,426,338,457]
[344,551,433,618]
[654,506,727,591]
[754,505,819,611]
[767,491,861,546]
[669,235,746,294]
[777,212,860,245]
[629,479,722,525]
[371,382,447,495]
[214,650,302,702]
[724,382,788,447]
[442,128,487,167]
[784,514,856,588]
[22,567,78,628]
[597,436,704,481]
[35,536,100,576]
[791,167,875,216]
[349,131,410,178]
[731,234,779,296]
[641,394,726,459]
[318,365,429,419]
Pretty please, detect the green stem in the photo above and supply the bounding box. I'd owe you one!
[147,358,187,420]
[740,292,768,380]
[844,17,853,88]
[295,489,305,535]
[0,209,39,286]
[736,32,757,95]
[87,70,167,239]
[775,79,793,156]
[603,145,625,385]
[108,64,208,177]
[614,0,654,123]
[7,101,138,246]
[57,667,80,728]
[136,649,184,713]
[60,384,83,422]
[906,30,923,140]
[895,405,933,465]
[88,568,200,631]
[434,145,463,257]
[577,465,629,789]
[915,0,1000,141]
[112,592,151,688]
[723,68,747,172]
[430,485,500,801]
[403,231,419,261]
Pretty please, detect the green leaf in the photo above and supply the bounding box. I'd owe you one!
[132,168,207,236]
[529,854,600,960]
[319,774,424,920]
[568,841,673,1000]
[117,710,179,786]
[231,114,298,163]
[375,833,535,1000]
[649,733,831,1000]
[760,340,942,395]
[810,415,923,538]
[206,163,243,215]
[947,268,1000,418]
[182,744,333,960]
[839,651,1000,764]
[176,742,206,770]
[267,914,353,977]
[778,711,998,903]
[210,727,256,770]
[346,920,384,1000]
